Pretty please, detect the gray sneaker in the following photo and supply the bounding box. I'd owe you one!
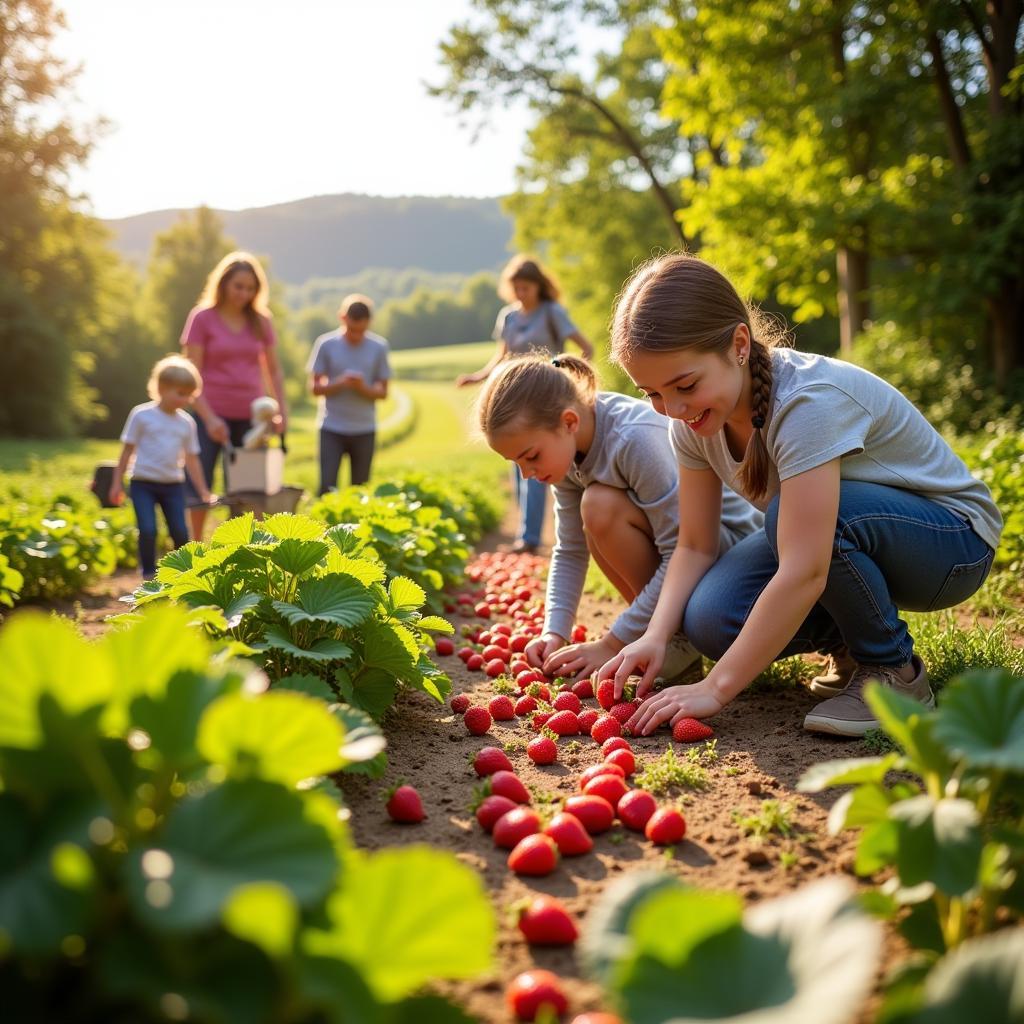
[803,655,933,737]
[808,647,857,698]
[655,632,703,685]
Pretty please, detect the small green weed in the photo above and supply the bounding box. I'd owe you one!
[634,743,717,795]
[733,799,798,842]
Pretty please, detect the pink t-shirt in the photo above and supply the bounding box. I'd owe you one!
[180,306,276,420]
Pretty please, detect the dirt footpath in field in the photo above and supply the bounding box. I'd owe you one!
[340,537,874,1023]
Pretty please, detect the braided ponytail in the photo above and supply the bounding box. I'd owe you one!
[738,338,773,499]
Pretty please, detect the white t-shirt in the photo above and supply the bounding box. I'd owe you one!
[669,348,1003,552]
[120,402,200,483]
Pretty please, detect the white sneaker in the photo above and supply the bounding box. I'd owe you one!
[656,632,703,685]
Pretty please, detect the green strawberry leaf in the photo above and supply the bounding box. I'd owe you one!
[933,668,1024,773]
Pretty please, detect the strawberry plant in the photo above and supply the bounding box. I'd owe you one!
[0,606,495,1022]
[130,511,454,720]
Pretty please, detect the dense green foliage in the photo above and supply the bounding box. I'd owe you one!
[0,606,495,1022]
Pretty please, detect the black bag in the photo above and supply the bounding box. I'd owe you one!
[90,462,122,507]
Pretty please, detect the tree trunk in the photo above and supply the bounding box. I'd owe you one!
[836,245,871,354]
[985,278,1024,389]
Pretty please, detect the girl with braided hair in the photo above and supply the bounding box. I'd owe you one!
[598,253,1002,738]
[475,353,762,683]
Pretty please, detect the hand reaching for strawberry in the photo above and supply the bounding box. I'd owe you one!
[625,678,727,736]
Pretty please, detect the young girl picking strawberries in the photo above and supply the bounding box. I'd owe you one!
[475,353,762,683]
[598,254,1002,737]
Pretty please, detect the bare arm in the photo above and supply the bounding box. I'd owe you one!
[262,346,288,431]
[567,330,594,361]
[629,460,841,733]
[456,340,508,386]
[184,453,212,503]
[109,442,134,504]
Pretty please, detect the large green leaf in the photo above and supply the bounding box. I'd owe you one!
[270,538,330,575]
[889,796,983,897]
[388,576,426,612]
[273,574,376,629]
[798,755,902,793]
[275,674,336,702]
[613,877,881,1024]
[197,691,347,784]
[332,703,387,766]
[358,619,417,676]
[865,684,951,778]
[221,881,297,958]
[323,548,386,587]
[336,667,399,720]
[933,669,1024,774]
[414,615,455,635]
[127,780,338,931]
[305,845,495,1000]
[212,513,256,546]
[261,625,353,664]
[262,513,326,540]
[0,795,96,954]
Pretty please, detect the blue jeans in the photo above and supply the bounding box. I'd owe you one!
[683,481,994,667]
[512,465,547,547]
[185,414,251,502]
[130,479,190,577]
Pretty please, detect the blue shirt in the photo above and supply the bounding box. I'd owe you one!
[494,301,577,356]
[307,330,392,435]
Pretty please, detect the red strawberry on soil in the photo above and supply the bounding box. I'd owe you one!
[508,833,560,876]
[544,812,593,856]
[596,678,617,710]
[591,714,621,744]
[577,709,599,733]
[516,896,579,945]
[546,710,579,736]
[532,711,553,730]
[617,789,657,832]
[434,637,455,656]
[483,644,510,662]
[464,706,492,735]
[673,717,715,743]
[515,694,538,716]
[571,1015,624,1024]
[488,770,531,804]
[572,678,594,699]
[580,762,625,789]
[506,969,569,1022]
[601,736,632,757]
[527,735,558,765]
[467,653,484,671]
[604,747,636,776]
[610,701,640,725]
[474,601,491,618]
[645,806,687,844]
[489,694,516,721]
[583,773,628,811]
[475,794,519,832]
[493,807,543,848]
[564,793,615,834]
[385,784,425,823]
[450,694,471,714]
[571,624,587,643]
[473,746,514,776]
[485,658,506,677]
[553,691,582,714]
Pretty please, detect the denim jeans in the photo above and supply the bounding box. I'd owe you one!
[130,479,190,577]
[185,414,251,502]
[683,481,994,667]
[512,464,547,547]
[318,428,376,494]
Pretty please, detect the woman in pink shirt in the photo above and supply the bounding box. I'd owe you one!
[181,251,287,538]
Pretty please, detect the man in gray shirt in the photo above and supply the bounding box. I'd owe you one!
[308,295,392,493]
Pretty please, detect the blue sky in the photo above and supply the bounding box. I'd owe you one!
[57,0,536,218]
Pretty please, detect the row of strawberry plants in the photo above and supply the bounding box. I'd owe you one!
[0,605,496,1023]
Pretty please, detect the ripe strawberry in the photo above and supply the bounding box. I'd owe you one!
[596,679,617,710]
[672,717,715,743]
[601,736,632,757]
[527,682,552,702]
[570,1015,624,1024]
[485,658,506,678]
[532,711,553,730]
[474,601,491,618]
[489,694,516,721]
[478,630,493,646]
[609,701,640,725]
[475,793,519,831]
[579,762,625,789]
[492,623,512,637]
[488,770,531,804]
[604,747,636,777]
[467,653,484,671]
[506,969,569,1022]
[516,896,579,945]
[385,784,425,823]
[553,691,582,715]
[435,637,455,656]
[508,833,560,876]
[547,710,579,736]
[527,735,558,765]
[645,806,687,845]
[457,646,475,662]
[583,773,628,811]
[617,789,657,832]
[450,693,471,714]
[564,793,615,834]
[515,694,538,716]
[590,714,621,744]
[493,807,543,849]
[515,670,538,689]
[510,634,529,653]
[577,709,599,733]
[473,746,514,776]
[483,644,510,663]
[544,811,593,856]
[464,706,492,735]
[571,624,587,643]
[572,678,594,699]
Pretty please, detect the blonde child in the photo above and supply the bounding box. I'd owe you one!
[476,354,763,681]
[110,356,214,580]
[598,254,1002,737]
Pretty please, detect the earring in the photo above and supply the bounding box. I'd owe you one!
[738,355,746,366]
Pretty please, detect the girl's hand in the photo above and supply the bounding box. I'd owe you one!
[108,484,124,506]
[626,679,728,736]
[525,632,565,669]
[272,412,286,434]
[455,373,479,388]
[206,416,229,445]
[596,635,667,700]
[543,636,620,680]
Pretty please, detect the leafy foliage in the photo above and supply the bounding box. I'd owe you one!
[0,606,495,1022]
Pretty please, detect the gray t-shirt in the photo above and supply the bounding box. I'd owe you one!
[495,300,577,356]
[669,348,1003,552]
[307,330,392,435]
[545,392,764,645]
[120,402,200,483]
